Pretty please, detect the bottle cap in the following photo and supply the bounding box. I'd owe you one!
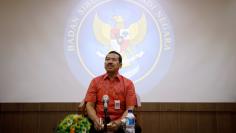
[128,109,133,113]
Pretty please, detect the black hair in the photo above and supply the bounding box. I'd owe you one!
[107,51,122,64]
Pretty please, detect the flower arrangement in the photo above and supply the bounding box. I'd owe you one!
[56,114,91,133]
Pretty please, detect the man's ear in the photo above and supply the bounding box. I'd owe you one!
[119,63,122,68]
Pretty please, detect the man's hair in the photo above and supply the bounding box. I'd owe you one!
[107,51,122,64]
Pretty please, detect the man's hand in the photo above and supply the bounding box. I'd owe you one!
[93,117,103,131]
[107,120,121,131]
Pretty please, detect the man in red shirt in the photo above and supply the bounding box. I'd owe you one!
[84,51,141,133]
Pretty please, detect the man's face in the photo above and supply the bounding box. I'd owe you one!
[105,53,121,73]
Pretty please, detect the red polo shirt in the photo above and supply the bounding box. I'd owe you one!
[84,73,137,121]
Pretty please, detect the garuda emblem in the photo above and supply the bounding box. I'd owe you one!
[93,14,147,69]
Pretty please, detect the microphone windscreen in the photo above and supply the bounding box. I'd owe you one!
[102,95,109,102]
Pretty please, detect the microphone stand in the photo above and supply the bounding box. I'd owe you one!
[104,107,108,133]
[102,95,109,133]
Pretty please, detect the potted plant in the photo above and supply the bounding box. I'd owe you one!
[56,114,91,133]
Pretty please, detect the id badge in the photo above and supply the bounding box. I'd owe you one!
[114,100,120,109]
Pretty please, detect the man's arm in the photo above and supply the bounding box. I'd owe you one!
[86,102,103,130]
[108,106,135,131]
[115,106,134,123]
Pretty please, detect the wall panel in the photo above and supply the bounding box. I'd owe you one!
[1,103,236,133]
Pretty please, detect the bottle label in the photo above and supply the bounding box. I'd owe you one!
[126,118,135,126]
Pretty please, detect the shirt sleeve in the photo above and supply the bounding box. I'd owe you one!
[126,81,137,107]
[84,78,97,103]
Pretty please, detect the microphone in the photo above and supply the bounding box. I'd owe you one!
[102,95,109,109]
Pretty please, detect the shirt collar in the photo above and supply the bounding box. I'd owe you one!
[103,72,122,81]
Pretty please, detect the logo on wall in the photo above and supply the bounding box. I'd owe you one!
[64,0,175,94]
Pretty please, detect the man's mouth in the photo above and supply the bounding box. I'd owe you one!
[107,65,113,68]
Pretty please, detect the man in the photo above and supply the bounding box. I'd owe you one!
[84,51,141,133]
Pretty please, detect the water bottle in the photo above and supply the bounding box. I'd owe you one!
[125,109,135,133]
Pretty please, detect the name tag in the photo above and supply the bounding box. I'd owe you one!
[114,100,120,109]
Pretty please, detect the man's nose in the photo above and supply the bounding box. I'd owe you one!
[107,59,113,63]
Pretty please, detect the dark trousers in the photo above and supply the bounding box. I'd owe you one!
[89,119,142,133]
